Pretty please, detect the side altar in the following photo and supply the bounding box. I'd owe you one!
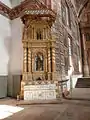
[19,0,58,100]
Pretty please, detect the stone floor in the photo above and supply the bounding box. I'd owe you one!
[68,88,90,100]
[2,100,90,120]
[1,88,90,120]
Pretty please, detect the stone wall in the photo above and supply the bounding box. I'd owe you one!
[52,0,82,80]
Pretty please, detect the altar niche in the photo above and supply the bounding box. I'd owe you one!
[35,53,44,71]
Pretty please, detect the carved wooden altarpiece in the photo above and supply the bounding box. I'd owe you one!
[10,0,57,98]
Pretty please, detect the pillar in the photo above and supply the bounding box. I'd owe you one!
[28,45,32,80]
[21,42,28,98]
[23,47,27,73]
[22,42,28,81]
[82,33,89,76]
[52,45,56,80]
[48,47,51,80]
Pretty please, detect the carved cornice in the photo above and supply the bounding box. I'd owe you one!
[0,0,89,21]
[9,0,48,20]
[0,0,56,20]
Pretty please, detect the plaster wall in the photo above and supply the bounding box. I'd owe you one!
[0,15,11,75]
[7,18,23,97]
[0,15,11,98]
[9,18,23,75]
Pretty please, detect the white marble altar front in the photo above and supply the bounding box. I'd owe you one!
[24,84,56,100]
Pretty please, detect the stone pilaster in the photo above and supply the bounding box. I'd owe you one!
[82,33,89,76]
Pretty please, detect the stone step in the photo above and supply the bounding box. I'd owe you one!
[75,77,90,88]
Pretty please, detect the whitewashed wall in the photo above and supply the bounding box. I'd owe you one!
[9,18,23,75]
[0,0,22,8]
[0,14,11,98]
[0,15,11,75]
[7,18,23,97]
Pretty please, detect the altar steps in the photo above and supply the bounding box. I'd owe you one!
[75,77,90,88]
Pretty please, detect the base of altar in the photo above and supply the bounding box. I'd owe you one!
[24,83,57,100]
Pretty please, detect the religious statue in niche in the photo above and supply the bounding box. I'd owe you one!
[35,53,44,71]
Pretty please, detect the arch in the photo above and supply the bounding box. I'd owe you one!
[78,0,89,18]
[32,48,47,59]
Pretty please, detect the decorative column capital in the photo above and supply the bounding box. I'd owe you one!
[23,42,28,48]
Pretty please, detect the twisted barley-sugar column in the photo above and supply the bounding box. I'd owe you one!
[48,47,51,80]
[21,43,28,98]
[28,47,31,73]
[51,46,56,80]
[52,47,56,72]
[23,44,28,73]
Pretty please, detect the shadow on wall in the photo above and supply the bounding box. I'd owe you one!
[4,36,12,97]
[4,35,12,76]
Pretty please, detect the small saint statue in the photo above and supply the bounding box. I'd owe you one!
[35,53,44,71]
